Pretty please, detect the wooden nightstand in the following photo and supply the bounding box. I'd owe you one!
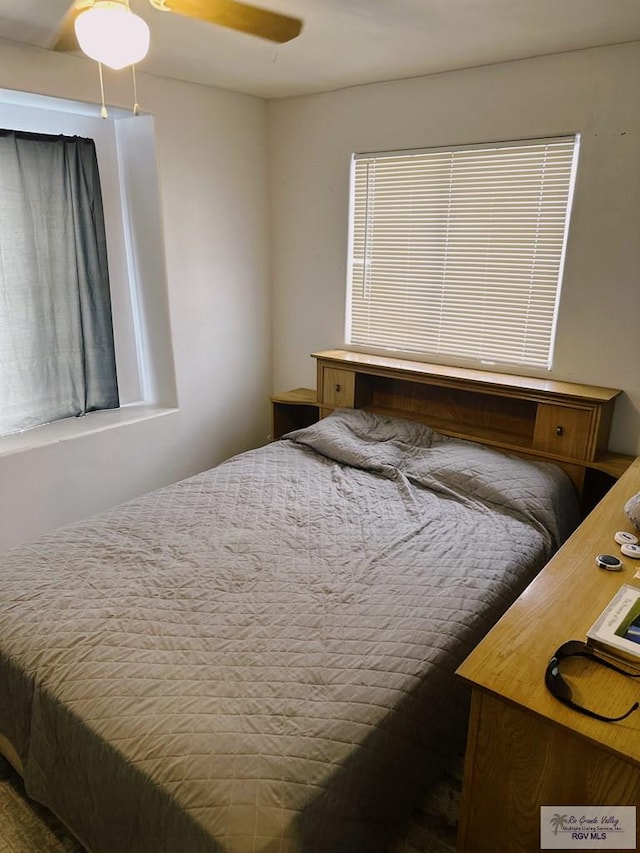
[456,458,640,853]
[270,388,319,440]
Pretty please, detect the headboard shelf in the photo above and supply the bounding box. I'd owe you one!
[312,349,630,493]
[355,376,537,447]
[359,404,537,454]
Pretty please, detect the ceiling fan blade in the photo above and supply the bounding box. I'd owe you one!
[158,0,303,43]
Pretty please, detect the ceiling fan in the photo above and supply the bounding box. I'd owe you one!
[54,0,304,60]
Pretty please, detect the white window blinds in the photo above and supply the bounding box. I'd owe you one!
[347,136,579,369]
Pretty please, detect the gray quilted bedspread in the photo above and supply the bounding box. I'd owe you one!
[0,410,580,853]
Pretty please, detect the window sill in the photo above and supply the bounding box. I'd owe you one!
[0,404,179,458]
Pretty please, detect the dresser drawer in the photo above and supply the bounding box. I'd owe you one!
[532,403,593,459]
[321,368,355,408]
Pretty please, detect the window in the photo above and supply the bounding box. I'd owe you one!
[0,86,177,451]
[347,136,580,370]
[0,129,119,436]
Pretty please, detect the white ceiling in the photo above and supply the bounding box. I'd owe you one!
[2,0,640,99]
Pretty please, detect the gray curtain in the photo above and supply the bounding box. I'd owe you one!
[0,129,119,436]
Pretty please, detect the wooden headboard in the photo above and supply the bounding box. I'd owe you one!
[312,349,630,502]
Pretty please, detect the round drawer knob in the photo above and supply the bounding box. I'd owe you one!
[556,425,564,436]
[335,384,341,392]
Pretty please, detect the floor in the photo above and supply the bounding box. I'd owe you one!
[0,757,84,852]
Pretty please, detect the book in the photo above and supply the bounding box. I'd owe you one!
[586,584,640,665]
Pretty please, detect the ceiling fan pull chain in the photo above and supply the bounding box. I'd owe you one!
[98,61,108,119]
[132,64,140,115]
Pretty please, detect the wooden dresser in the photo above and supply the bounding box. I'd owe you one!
[456,457,640,853]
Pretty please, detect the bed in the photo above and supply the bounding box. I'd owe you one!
[0,403,581,853]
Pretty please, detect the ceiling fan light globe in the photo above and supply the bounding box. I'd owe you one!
[74,2,150,70]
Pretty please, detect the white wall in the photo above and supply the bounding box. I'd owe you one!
[0,40,271,550]
[268,42,640,456]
